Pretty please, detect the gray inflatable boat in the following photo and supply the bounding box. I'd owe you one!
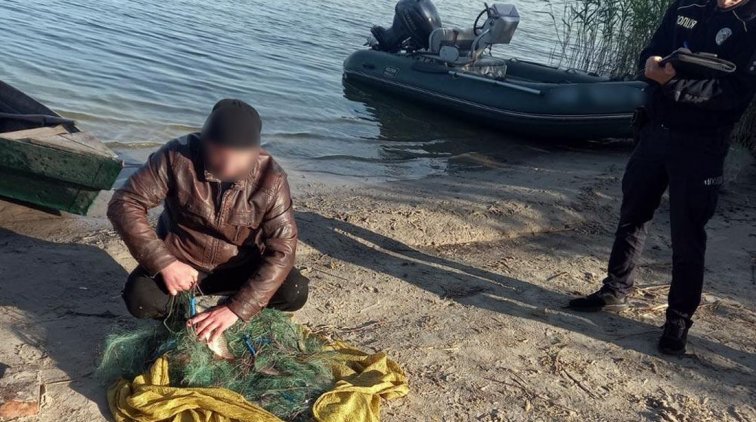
[343,1,648,140]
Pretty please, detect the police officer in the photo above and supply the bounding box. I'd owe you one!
[568,0,756,355]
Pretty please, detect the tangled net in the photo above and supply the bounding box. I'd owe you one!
[97,294,336,421]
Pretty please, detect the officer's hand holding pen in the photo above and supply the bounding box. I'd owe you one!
[645,56,677,85]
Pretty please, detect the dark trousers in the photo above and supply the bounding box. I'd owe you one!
[603,123,729,319]
[123,264,309,319]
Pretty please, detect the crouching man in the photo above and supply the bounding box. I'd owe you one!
[108,99,308,342]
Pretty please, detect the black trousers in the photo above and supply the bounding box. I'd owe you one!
[122,264,309,319]
[603,123,729,320]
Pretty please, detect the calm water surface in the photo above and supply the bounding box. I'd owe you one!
[1,0,573,181]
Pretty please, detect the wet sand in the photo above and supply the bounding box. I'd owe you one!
[1,143,754,421]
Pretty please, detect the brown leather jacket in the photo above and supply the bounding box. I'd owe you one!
[107,133,297,321]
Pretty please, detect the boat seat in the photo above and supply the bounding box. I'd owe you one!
[428,27,476,54]
[0,112,76,133]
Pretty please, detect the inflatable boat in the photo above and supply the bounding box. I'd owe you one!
[343,1,648,140]
[0,81,122,215]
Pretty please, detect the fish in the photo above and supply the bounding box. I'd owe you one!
[255,364,281,377]
[206,333,235,360]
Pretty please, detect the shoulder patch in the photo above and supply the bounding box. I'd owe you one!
[716,27,733,45]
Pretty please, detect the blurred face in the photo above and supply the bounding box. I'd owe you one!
[203,143,259,181]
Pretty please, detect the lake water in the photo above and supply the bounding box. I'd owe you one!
[1,0,572,182]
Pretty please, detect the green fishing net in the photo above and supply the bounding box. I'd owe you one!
[97,294,336,421]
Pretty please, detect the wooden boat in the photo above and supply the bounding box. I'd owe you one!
[0,81,122,215]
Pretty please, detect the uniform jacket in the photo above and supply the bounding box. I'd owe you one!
[640,0,756,132]
[107,133,297,321]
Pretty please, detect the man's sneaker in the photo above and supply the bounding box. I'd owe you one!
[658,315,692,356]
[567,289,628,312]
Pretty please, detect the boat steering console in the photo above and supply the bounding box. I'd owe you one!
[369,0,519,64]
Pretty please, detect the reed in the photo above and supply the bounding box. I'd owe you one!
[544,0,670,77]
[732,103,756,153]
[546,0,755,151]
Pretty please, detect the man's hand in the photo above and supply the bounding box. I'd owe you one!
[187,305,239,343]
[160,261,199,296]
[645,56,676,85]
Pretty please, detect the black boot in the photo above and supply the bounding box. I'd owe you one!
[658,313,692,356]
[567,288,628,312]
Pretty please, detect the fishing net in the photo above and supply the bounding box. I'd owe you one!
[97,293,336,421]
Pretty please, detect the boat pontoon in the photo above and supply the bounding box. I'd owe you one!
[343,0,648,139]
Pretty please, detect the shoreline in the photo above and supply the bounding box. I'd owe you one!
[1,143,754,421]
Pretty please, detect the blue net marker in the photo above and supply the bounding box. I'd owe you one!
[242,334,257,357]
[189,296,197,317]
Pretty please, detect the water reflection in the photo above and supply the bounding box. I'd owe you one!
[345,78,633,171]
[2,0,574,184]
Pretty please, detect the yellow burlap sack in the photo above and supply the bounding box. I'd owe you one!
[108,341,408,422]
[313,341,409,422]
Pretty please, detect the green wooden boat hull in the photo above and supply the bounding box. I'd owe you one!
[0,167,104,215]
[0,81,122,215]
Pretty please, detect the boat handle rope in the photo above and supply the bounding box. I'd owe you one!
[447,71,542,95]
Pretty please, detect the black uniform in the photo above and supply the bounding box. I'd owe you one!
[603,0,756,321]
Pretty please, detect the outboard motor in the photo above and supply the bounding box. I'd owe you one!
[371,0,442,52]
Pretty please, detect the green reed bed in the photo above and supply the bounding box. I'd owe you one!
[544,0,754,150]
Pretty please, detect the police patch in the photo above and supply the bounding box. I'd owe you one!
[715,27,732,45]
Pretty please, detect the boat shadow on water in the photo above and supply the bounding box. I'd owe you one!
[0,227,128,417]
[342,79,636,171]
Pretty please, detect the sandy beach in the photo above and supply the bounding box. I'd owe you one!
[1,142,754,421]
